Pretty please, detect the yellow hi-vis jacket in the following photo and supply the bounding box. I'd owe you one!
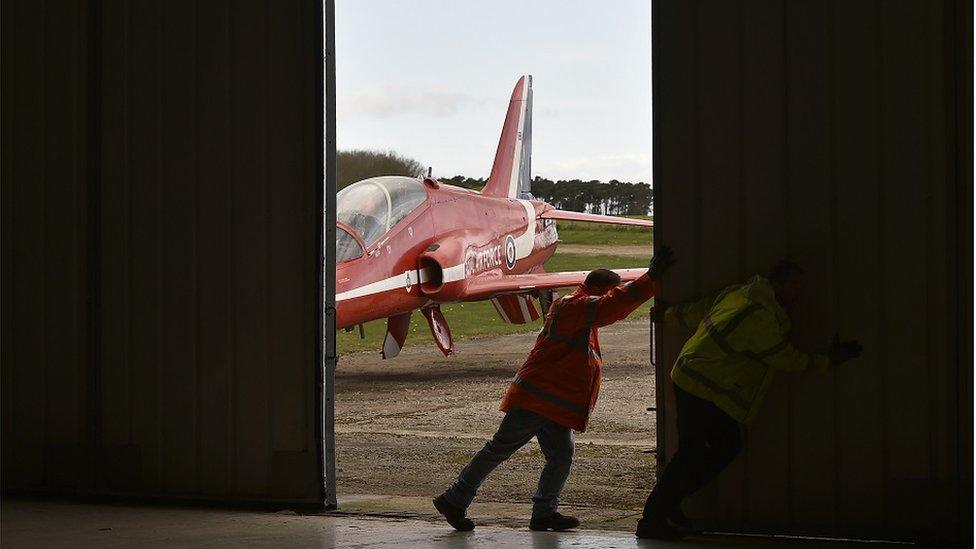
[667,275,829,425]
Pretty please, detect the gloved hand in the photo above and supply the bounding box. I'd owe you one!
[828,333,863,365]
[648,245,676,279]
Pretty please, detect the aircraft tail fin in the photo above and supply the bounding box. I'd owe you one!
[482,75,533,199]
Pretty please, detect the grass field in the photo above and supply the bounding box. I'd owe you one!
[554,218,653,246]
[337,220,653,354]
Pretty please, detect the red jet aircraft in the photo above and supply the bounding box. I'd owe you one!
[336,75,652,358]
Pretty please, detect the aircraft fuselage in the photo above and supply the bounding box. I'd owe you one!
[335,180,558,329]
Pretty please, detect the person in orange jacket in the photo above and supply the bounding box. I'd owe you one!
[433,246,676,532]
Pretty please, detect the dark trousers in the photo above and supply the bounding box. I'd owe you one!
[442,408,574,517]
[641,385,742,523]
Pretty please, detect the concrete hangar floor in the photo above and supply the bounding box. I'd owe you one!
[3,499,927,548]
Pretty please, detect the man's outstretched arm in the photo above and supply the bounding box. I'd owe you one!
[587,246,676,328]
[655,285,732,330]
[738,310,861,373]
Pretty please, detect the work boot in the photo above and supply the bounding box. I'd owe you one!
[635,517,688,540]
[529,512,580,532]
[433,495,475,531]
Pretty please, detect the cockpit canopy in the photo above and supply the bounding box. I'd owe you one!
[335,176,428,262]
[336,226,364,263]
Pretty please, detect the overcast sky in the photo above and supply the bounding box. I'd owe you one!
[335,0,652,184]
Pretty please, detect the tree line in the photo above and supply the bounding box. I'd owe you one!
[338,149,653,215]
[338,149,425,190]
[439,176,652,216]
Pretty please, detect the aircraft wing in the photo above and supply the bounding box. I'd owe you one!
[462,268,647,301]
[539,210,653,227]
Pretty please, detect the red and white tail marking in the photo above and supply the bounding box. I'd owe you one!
[490,294,540,325]
[482,75,532,199]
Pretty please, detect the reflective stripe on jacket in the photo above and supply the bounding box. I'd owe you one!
[500,273,657,431]
[668,275,829,425]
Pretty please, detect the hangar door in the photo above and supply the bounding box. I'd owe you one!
[2,0,329,504]
[653,0,971,542]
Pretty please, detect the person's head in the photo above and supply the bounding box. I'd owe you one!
[768,259,804,310]
[584,269,621,296]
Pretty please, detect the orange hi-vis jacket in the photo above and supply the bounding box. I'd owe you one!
[500,273,658,432]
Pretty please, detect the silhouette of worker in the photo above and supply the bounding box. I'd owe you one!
[636,260,862,540]
[433,246,676,533]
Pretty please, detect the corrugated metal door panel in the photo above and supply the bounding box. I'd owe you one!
[266,0,319,499]
[740,0,791,528]
[784,0,836,529]
[954,2,973,537]
[651,0,697,500]
[195,0,235,497]
[159,0,201,495]
[97,0,136,491]
[1,0,14,484]
[655,0,963,540]
[922,0,953,486]
[9,0,49,488]
[878,0,940,535]
[2,0,325,503]
[45,5,71,442]
[832,0,886,531]
[0,0,94,491]
[267,0,310,457]
[43,0,90,489]
[925,0,954,501]
[230,0,273,496]
[125,0,168,493]
[305,0,326,501]
[696,0,746,525]
[924,0,957,521]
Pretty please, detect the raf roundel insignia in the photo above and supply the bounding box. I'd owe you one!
[405,271,413,293]
[505,234,517,270]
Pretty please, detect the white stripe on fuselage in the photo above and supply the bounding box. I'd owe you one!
[338,200,538,303]
[336,270,416,302]
[513,199,536,261]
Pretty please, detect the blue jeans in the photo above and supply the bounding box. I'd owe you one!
[442,408,574,518]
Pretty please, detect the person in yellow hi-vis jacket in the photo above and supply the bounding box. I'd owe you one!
[636,260,862,540]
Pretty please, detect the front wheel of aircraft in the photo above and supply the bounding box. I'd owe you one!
[421,305,455,356]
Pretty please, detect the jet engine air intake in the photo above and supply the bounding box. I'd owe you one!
[418,256,444,294]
